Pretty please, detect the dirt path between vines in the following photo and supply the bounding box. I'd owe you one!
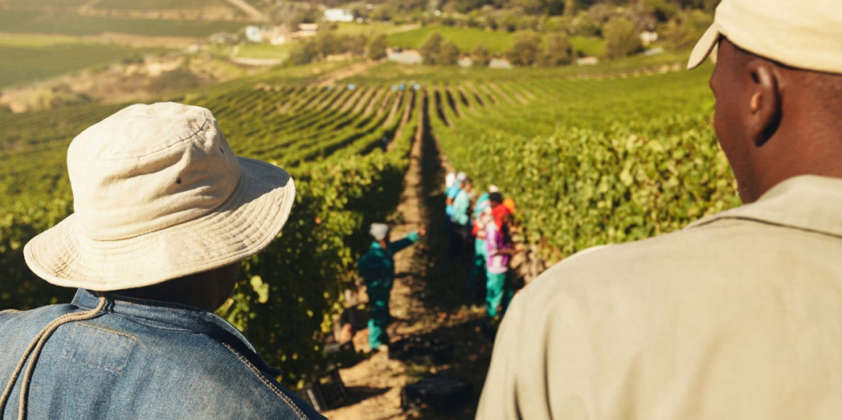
[325,93,494,419]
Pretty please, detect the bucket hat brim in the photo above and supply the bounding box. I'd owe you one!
[23,157,295,291]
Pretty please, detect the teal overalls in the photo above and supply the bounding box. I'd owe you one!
[357,232,419,349]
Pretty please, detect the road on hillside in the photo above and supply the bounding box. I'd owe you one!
[224,0,269,22]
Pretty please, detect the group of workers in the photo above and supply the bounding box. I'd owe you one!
[445,172,517,319]
[353,170,519,354]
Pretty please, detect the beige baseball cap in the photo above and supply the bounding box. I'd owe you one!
[687,0,842,74]
[23,102,295,291]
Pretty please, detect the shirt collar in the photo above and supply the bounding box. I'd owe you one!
[688,175,842,238]
[72,288,259,355]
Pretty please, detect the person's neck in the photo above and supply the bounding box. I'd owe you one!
[746,113,842,202]
[113,275,229,312]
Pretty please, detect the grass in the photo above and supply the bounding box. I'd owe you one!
[333,22,420,36]
[387,25,514,54]
[6,0,89,8]
[0,42,160,88]
[0,10,246,37]
[570,36,605,57]
[235,43,292,60]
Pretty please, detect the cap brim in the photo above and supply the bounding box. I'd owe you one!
[23,157,295,291]
[687,24,720,70]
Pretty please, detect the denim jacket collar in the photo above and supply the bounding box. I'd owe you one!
[71,288,278,375]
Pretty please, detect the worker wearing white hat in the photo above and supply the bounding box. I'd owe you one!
[358,223,425,351]
[479,0,842,418]
[0,103,323,419]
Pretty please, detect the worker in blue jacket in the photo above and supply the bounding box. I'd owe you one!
[357,223,424,351]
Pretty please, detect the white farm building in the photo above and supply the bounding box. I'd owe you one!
[324,9,354,22]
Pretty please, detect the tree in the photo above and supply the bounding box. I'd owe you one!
[603,17,642,58]
[288,39,319,65]
[367,34,388,60]
[345,34,368,56]
[419,32,444,64]
[542,32,573,66]
[472,44,491,67]
[504,31,542,66]
[437,41,461,65]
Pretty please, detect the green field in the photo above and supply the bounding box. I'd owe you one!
[6,0,89,9]
[0,10,246,37]
[0,41,158,89]
[235,43,292,59]
[387,25,515,54]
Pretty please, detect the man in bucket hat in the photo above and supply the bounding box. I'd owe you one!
[0,103,324,419]
[478,0,842,418]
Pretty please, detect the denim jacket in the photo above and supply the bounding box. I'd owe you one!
[0,289,324,419]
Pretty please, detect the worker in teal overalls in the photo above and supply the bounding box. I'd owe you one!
[357,223,424,351]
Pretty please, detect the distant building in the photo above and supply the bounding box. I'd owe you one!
[489,58,512,69]
[245,26,262,43]
[324,9,354,23]
[294,23,318,38]
[640,31,659,46]
[387,49,422,65]
[576,56,599,66]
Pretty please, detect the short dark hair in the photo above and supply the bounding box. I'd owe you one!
[489,192,503,203]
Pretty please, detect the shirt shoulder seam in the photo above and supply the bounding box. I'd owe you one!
[221,342,308,419]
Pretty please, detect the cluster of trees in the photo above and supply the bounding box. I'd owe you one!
[417,31,576,67]
[504,32,574,66]
[280,0,713,67]
[288,32,389,65]
[354,0,717,20]
[254,0,717,30]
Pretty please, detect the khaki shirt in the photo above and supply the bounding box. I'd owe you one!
[477,175,842,419]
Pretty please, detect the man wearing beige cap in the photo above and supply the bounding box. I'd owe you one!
[478,0,842,418]
[0,103,324,418]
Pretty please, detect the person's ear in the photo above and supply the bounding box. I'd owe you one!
[745,60,782,147]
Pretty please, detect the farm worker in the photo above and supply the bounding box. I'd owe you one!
[485,193,514,319]
[502,197,515,215]
[357,223,424,351]
[0,103,324,419]
[450,177,473,263]
[467,185,499,302]
[478,0,842,418]
[445,171,466,219]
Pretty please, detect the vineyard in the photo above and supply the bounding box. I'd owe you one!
[424,62,740,264]
[0,56,740,396]
[1,74,421,384]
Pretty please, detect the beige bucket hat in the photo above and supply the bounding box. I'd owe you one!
[23,102,295,291]
[687,0,842,73]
